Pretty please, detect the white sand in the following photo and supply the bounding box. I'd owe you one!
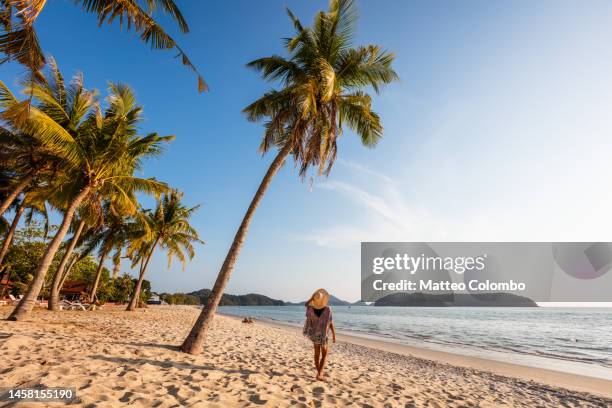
[1,305,611,407]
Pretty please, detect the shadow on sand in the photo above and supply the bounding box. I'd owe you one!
[112,341,181,351]
[89,354,258,376]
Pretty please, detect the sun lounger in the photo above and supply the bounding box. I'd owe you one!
[60,300,88,311]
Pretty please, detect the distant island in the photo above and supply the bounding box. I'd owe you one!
[183,289,357,306]
[163,289,536,307]
[374,293,538,307]
[188,289,284,306]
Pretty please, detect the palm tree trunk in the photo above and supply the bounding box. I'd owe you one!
[8,186,90,320]
[112,256,121,280]
[0,269,11,298]
[180,144,291,354]
[0,200,25,267]
[59,255,78,290]
[89,250,108,302]
[48,219,86,311]
[0,173,34,217]
[126,238,159,311]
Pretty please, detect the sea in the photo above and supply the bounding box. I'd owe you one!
[218,305,612,380]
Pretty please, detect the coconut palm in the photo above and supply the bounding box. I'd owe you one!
[6,65,172,320]
[86,204,136,303]
[126,190,202,311]
[181,0,397,354]
[47,200,106,311]
[0,192,47,268]
[0,114,61,217]
[0,0,206,92]
[49,203,130,303]
[47,216,87,311]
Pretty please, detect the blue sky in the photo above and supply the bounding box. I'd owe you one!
[2,1,612,302]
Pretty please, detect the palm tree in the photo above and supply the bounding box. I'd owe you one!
[0,192,47,268]
[181,0,397,354]
[47,200,106,311]
[0,0,206,92]
[87,204,135,302]
[47,216,87,311]
[126,190,201,311]
[0,111,61,217]
[6,64,172,320]
[49,205,131,304]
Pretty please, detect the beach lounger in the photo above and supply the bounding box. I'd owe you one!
[60,300,88,311]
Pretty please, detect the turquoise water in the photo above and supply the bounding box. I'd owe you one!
[218,306,612,380]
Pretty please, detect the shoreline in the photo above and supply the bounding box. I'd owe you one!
[221,312,612,398]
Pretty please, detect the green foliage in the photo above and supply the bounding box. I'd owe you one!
[2,222,152,302]
[67,258,108,288]
[128,190,202,272]
[0,0,206,92]
[3,220,54,295]
[160,292,199,305]
[3,221,98,296]
[109,274,135,304]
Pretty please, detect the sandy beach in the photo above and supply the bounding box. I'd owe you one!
[1,305,611,408]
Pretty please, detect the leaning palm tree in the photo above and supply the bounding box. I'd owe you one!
[50,198,138,305]
[6,65,172,320]
[47,216,87,310]
[86,203,136,302]
[47,200,104,311]
[55,238,95,296]
[0,0,206,92]
[126,190,201,311]
[0,114,61,217]
[181,0,397,354]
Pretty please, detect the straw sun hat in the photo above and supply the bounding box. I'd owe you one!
[309,288,330,309]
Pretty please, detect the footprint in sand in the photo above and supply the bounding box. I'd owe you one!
[248,394,268,405]
[312,386,325,398]
[118,392,133,402]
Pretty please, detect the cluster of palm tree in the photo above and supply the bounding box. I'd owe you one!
[0,60,202,320]
[1,0,396,358]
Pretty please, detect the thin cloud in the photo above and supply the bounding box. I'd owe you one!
[336,158,394,184]
[293,163,444,248]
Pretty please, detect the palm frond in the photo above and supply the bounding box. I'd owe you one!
[244,0,397,177]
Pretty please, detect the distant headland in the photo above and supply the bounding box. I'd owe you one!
[177,289,537,307]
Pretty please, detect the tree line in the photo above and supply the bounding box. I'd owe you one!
[0,63,202,318]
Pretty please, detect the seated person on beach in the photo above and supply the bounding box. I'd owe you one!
[303,288,336,381]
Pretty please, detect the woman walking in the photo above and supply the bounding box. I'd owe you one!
[303,288,336,381]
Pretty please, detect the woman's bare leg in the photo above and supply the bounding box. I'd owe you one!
[314,344,321,375]
[318,344,329,380]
